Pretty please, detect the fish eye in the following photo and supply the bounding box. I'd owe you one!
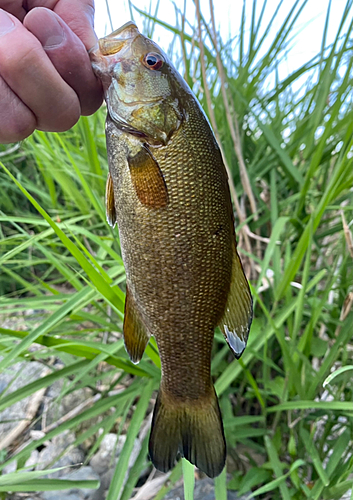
[143,52,164,70]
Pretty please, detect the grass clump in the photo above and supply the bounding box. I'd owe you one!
[0,0,352,498]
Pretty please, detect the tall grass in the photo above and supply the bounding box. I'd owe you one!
[0,0,352,498]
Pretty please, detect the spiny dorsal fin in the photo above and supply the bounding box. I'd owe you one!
[105,172,117,227]
[219,246,252,359]
[127,145,168,208]
[123,286,151,364]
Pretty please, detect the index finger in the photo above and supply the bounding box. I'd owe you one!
[27,0,97,49]
[0,1,26,20]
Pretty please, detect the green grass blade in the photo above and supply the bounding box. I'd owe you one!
[214,467,227,500]
[182,458,195,500]
[106,380,155,500]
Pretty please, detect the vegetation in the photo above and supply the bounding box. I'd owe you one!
[0,0,352,498]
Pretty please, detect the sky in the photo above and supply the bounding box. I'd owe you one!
[92,0,350,82]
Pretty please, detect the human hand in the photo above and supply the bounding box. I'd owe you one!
[0,1,103,144]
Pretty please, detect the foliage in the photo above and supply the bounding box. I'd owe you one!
[0,0,352,498]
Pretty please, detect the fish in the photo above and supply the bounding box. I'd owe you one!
[90,21,253,478]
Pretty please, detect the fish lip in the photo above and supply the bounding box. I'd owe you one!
[107,21,139,38]
[91,21,140,58]
[89,21,139,75]
[88,44,98,55]
[88,21,139,56]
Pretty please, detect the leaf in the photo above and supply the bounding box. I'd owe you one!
[182,458,195,500]
[300,428,329,486]
[323,365,353,387]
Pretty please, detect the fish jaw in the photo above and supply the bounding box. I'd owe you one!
[89,22,140,93]
[89,24,151,139]
[90,22,184,145]
[98,22,140,56]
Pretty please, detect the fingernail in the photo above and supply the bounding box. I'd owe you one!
[34,9,65,49]
[0,9,15,36]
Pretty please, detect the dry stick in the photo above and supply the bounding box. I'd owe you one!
[208,0,262,260]
[246,230,271,244]
[0,369,51,451]
[194,0,253,261]
[12,386,127,456]
[341,210,353,258]
[180,0,188,82]
[132,474,172,500]
[335,291,353,338]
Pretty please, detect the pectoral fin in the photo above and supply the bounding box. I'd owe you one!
[219,246,253,358]
[128,145,168,208]
[105,172,117,227]
[123,286,151,363]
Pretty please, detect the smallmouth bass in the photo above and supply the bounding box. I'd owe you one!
[90,22,252,478]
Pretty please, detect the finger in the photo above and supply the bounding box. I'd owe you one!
[0,1,26,21]
[27,0,97,50]
[0,10,80,132]
[24,7,102,116]
[0,75,36,143]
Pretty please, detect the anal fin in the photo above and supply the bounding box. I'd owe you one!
[105,172,117,227]
[123,287,151,364]
[219,246,253,358]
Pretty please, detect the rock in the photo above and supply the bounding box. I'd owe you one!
[35,430,85,478]
[44,384,93,428]
[0,360,47,440]
[2,461,16,475]
[41,494,82,500]
[89,433,141,499]
[2,448,40,474]
[90,432,141,475]
[25,449,40,470]
[57,466,100,499]
[90,434,126,475]
[341,489,352,500]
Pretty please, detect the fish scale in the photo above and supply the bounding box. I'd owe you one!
[90,21,252,478]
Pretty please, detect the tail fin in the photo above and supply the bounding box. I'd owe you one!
[148,387,226,478]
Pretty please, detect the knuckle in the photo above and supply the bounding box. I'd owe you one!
[0,42,42,77]
[12,117,36,141]
[0,83,36,142]
[1,112,36,143]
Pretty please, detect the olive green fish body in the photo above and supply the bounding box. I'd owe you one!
[90,22,252,477]
[107,100,233,387]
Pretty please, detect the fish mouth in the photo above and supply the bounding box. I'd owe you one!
[89,22,168,144]
[89,21,139,63]
[89,21,141,96]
